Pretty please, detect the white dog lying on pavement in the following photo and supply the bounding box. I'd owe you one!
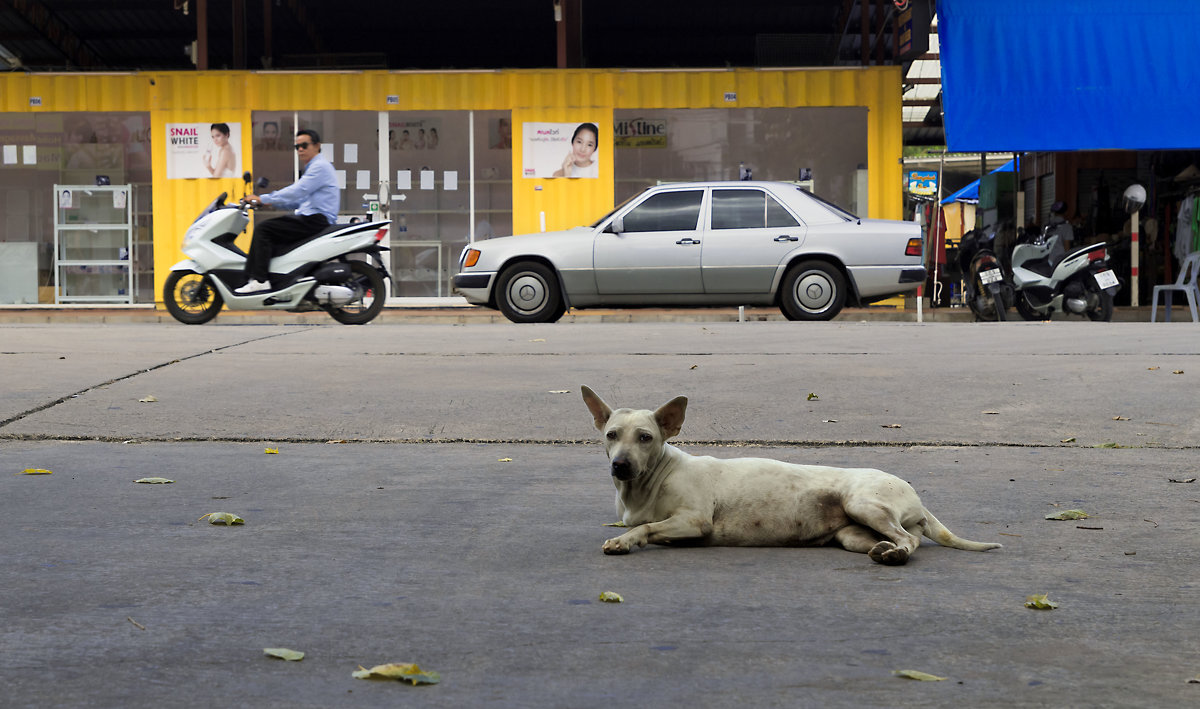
[582,386,1001,565]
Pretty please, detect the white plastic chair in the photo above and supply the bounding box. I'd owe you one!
[1150,251,1200,322]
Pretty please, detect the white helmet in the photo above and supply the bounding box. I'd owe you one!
[1122,184,1146,213]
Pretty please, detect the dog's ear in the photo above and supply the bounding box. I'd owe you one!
[654,396,688,439]
[581,386,612,430]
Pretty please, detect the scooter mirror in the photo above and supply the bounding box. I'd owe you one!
[255,177,270,191]
[1122,184,1146,214]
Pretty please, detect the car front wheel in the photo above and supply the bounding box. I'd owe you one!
[779,260,846,321]
[495,261,566,323]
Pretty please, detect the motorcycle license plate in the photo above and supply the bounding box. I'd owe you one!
[979,268,1003,285]
[1093,269,1118,289]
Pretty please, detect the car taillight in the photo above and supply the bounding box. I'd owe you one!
[905,238,923,257]
[463,249,481,268]
[373,227,388,243]
[1088,248,1106,262]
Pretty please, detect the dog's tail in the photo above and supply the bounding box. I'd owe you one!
[921,508,1002,552]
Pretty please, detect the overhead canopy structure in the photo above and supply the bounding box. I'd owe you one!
[940,160,1014,205]
[937,0,1200,152]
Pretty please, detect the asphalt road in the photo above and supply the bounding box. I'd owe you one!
[1,321,1198,708]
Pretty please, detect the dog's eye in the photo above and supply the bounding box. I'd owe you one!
[638,433,653,443]
[605,431,617,440]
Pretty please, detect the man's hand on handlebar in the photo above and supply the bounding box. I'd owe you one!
[241,194,265,208]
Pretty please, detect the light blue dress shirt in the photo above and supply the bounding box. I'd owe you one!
[260,152,339,224]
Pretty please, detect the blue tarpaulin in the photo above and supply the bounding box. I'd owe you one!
[937,0,1200,152]
[940,159,1015,205]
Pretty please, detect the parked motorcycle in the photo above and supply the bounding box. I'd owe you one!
[1009,225,1120,321]
[164,175,392,325]
[958,226,1013,321]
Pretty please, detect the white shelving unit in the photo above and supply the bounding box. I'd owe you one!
[53,184,134,304]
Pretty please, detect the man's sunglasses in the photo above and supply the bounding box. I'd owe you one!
[294,142,312,150]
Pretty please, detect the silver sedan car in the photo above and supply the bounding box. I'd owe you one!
[453,181,925,322]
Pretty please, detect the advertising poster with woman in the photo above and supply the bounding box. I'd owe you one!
[522,121,599,178]
[166,122,243,179]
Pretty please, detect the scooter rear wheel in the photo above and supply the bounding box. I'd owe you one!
[1085,287,1114,322]
[164,271,223,324]
[327,260,386,325]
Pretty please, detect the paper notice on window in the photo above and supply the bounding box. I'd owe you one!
[3,145,16,164]
[114,190,128,209]
[335,170,347,189]
[23,145,36,164]
[420,170,435,190]
[344,143,358,164]
[356,170,370,190]
[323,144,336,162]
[396,170,412,190]
[444,170,458,190]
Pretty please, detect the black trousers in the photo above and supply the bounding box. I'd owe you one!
[246,213,331,281]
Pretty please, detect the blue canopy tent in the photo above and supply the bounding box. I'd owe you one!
[937,0,1200,152]
[940,159,1015,205]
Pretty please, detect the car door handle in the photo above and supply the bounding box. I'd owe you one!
[774,235,800,242]
[675,237,701,245]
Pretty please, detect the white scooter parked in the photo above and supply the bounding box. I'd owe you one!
[164,175,392,325]
[1009,225,1120,321]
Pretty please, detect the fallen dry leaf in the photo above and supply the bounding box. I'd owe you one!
[529,338,546,343]
[497,457,513,462]
[602,521,628,527]
[326,439,349,444]
[807,393,819,401]
[1025,593,1059,610]
[893,670,947,681]
[982,411,1000,415]
[881,424,902,429]
[264,447,279,454]
[199,512,244,526]
[823,419,838,423]
[264,648,305,662]
[1060,437,1077,443]
[547,390,570,394]
[134,477,174,484]
[19,468,53,475]
[1148,366,1160,371]
[598,591,624,603]
[138,395,158,403]
[352,662,440,685]
[1045,509,1090,521]
[689,364,698,370]
[1173,370,1185,375]
[1168,478,1197,484]
[1112,415,1130,421]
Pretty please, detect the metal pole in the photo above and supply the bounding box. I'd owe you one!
[1131,209,1140,307]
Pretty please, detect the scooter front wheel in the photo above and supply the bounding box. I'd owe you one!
[1014,293,1047,321]
[326,260,386,325]
[164,270,223,324]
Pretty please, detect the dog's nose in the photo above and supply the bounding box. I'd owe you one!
[611,457,634,480]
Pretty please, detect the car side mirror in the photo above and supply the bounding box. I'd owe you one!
[611,215,624,234]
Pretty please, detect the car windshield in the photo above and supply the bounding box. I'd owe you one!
[796,187,857,221]
[590,189,648,228]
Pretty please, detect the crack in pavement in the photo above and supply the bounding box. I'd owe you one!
[0,330,304,430]
[2,433,1194,449]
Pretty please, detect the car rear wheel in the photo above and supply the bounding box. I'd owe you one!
[495,261,566,323]
[779,260,846,321]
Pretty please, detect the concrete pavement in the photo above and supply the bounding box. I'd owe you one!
[1,320,1197,708]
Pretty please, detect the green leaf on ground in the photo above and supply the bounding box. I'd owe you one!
[199,512,244,526]
[134,477,175,484]
[1025,593,1059,610]
[893,670,947,681]
[598,591,624,603]
[352,662,440,685]
[1045,509,1089,521]
[19,468,53,475]
[264,648,305,661]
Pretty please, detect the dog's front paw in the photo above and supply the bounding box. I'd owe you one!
[603,536,632,554]
[868,540,910,565]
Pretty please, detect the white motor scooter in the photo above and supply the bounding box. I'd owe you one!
[164,175,392,325]
[1009,226,1120,321]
